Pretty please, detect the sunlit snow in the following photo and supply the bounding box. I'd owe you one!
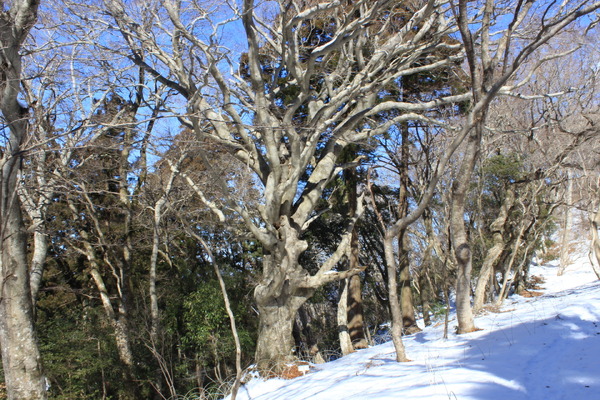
[228,249,600,400]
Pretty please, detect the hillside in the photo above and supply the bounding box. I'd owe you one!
[229,252,600,400]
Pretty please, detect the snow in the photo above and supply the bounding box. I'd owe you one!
[228,251,600,400]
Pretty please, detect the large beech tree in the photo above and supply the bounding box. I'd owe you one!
[42,0,596,370]
[90,0,473,368]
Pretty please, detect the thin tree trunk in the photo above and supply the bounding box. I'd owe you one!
[419,272,432,327]
[397,124,419,334]
[19,165,52,306]
[589,205,600,279]
[195,233,243,400]
[149,201,162,349]
[383,235,409,362]
[294,304,325,363]
[29,228,48,304]
[148,156,182,367]
[149,198,165,398]
[89,265,135,367]
[347,274,368,348]
[496,221,528,305]
[420,209,441,327]
[558,171,573,275]
[337,279,354,356]
[473,187,515,312]
[398,231,420,333]
[344,163,367,349]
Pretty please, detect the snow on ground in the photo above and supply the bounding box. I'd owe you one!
[230,251,600,400]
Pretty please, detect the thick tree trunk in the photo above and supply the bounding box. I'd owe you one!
[254,244,313,371]
[254,296,307,371]
[449,129,480,334]
[0,184,47,399]
[0,2,46,397]
[473,187,515,313]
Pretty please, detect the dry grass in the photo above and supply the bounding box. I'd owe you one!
[527,274,545,290]
[483,304,516,314]
[519,290,544,298]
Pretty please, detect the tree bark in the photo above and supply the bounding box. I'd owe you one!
[449,128,480,334]
[88,265,135,367]
[589,204,600,279]
[473,186,515,312]
[347,274,368,348]
[383,234,409,362]
[344,165,367,349]
[558,171,573,275]
[0,182,47,399]
[399,232,419,334]
[0,1,47,398]
[29,228,48,304]
[253,235,315,371]
[496,215,529,305]
[419,272,432,326]
[337,279,354,356]
[254,289,309,371]
[18,149,53,306]
[397,125,420,334]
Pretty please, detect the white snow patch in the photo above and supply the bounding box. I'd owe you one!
[226,247,600,400]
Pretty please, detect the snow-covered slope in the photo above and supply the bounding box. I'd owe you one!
[231,253,600,400]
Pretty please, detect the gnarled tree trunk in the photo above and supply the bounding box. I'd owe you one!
[473,187,515,312]
[253,229,314,370]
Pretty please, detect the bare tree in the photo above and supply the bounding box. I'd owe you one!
[0,0,48,398]
[83,0,481,368]
[449,0,600,333]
